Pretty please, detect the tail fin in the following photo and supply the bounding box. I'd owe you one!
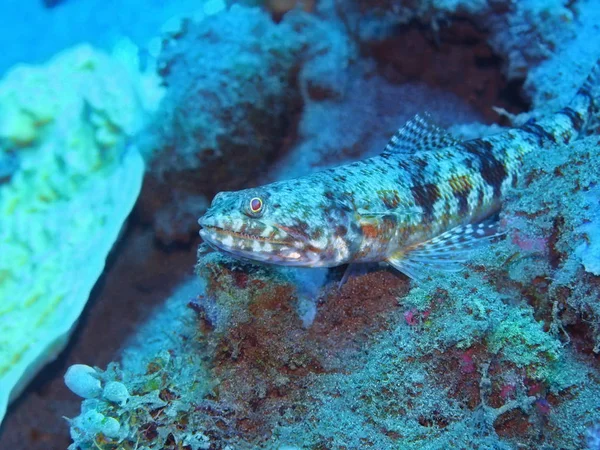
[521,58,600,144]
[562,58,600,136]
[579,58,600,98]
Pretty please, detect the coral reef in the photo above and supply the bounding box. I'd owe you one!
[342,0,577,80]
[66,215,600,448]
[66,252,407,449]
[67,124,600,449]
[482,135,600,354]
[0,44,159,425]
[64,48,600,450]
[331,0,600,124]
[0,0,598,447]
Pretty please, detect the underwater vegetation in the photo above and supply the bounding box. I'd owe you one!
[0,0,599,449]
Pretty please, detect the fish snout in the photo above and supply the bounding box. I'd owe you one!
[198,212,214,230]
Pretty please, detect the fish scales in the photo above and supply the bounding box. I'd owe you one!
[199,60,599,280]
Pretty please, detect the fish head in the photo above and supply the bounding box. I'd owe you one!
[198,180,359,267]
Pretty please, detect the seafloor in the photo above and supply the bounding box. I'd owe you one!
[0,0,599,449]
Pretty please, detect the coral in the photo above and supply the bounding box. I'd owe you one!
[140,5,305,244]
[67,240,600,449]
[67,350,212,450]
[0,43,159,425]
[66,247,409,448]
[474,135,600,352]
[278,273,552,449]
[458,134,600,446]
[521,0,600,110]
[66,104,600,449]
[341,0,578,80]
[485,0,576,79]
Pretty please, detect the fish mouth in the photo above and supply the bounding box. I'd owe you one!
[199,225,290,245]
[198,223,318,266]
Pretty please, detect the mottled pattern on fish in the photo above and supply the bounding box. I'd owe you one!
[199,60,599,279]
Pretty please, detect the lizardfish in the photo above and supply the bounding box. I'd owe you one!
[198,61,599,280]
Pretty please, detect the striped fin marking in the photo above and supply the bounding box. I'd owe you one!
[387,217,502,280]
[382,113,459,156]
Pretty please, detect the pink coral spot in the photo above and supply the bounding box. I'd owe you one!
[527,381,543,396]
[460,350,476,374]
[500,383,516,400]
[536,398,551,415]
[404,309,417,326]
[511,231,548,252]
[403,308,431,326]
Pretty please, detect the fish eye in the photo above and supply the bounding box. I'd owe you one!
[249,197,264,215]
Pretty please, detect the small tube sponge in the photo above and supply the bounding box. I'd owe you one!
[64,364,102,399]
[102,381,129,406]
[71,410,121,440]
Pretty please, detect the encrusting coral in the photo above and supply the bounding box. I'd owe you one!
[140,5,305,245]
[340,0,577,80]
[67,185,600,450]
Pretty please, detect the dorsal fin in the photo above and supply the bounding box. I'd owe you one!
[382,113,460,156]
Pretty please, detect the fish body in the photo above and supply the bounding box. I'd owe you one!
[199,61,599,279]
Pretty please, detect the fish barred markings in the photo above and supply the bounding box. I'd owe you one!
[198,59,599,279]
[404,59,597,239]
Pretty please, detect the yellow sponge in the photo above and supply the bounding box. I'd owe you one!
[0,44,159,424]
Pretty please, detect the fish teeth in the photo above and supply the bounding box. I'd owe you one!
[221,235,234,248]
[333,237,349,260]
[260,226,273,238]
[310,235,329,250]
[286,251,301,260]
[306,251,320,262]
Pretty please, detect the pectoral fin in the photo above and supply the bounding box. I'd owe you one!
[387,218,503,281]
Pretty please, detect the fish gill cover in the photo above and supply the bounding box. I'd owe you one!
[0,0,599,449]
